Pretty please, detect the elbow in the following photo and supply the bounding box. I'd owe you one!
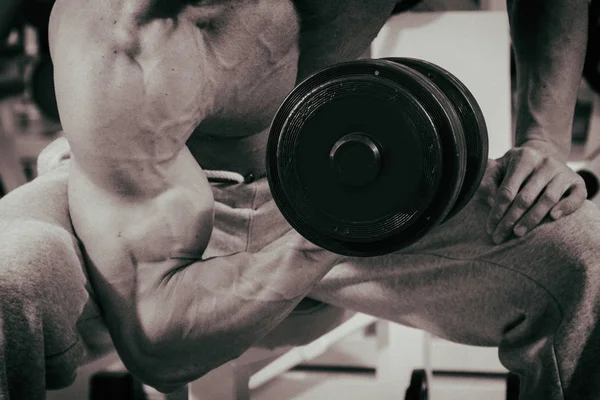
[117,327,248,393]
[113,337,184,393]
[120,297,260,391]
[122,352,189,394]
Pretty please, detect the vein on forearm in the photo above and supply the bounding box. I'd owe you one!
[508,0,588,154]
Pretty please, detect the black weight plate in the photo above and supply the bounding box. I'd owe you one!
[382,59,467,229]
[269,60,442,254]
[267,59,463,256]
[391,58,488,221]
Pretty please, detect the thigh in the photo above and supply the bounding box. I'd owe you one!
[254,303,355,349]
[309,190,600,346]
[0,165,112,363]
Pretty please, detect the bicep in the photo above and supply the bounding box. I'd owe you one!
[50,1,167,195]
[50,7,143,152]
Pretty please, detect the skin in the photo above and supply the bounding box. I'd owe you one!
[47,0,588,393]
[48,0,396,392]
[481,0,588,244]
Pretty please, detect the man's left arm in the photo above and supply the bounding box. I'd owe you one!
[510,0,588,161]
[481,0,589,243]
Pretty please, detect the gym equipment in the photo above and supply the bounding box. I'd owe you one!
[0,0,59,121]
[89,371,146,400]
[267,58,488,257]
[0,48,60,123]
[505,372,520,400]
[404,369,429,400]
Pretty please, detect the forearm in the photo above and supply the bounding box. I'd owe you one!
[112,235,336,391]
[69,166,337,391]
[508,0,588,161]
[134,235,338,390]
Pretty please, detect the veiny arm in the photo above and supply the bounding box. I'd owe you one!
[508,0,589,162]
[49,0,338,392]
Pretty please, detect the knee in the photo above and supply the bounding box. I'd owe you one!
[542,200,600,266]
[0,218,89,351]
[0,219,87,303]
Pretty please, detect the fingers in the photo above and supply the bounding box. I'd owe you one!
[490,160,556,243]
[512,171,575,237]
[485,152,537,238]
[476,159,502,206]
[483,146,588,245]
[549,176,587,220]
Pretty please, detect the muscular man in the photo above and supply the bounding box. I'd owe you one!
[0,0,596,399]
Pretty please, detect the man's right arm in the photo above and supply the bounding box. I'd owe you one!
[49,0,340,392]
[132,232,341,392]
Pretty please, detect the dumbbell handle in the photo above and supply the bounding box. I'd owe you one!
[329,133,382,187]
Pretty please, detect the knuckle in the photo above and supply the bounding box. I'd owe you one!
[555,205,572,217]
[515,192,535,208]
[490,213,503,223]
[557,169,573,181]
[562,198,583,213]
[577,185,589,200]
[574,173,587,187]
[517,217,535,230]
[505,211,522,226]
[539,154,555,166]
[490,207,505,220]
[496,186,515,202]
[542,190,561,204]
[521,147,538,159]
[497,223,512,234]
[478,180,491,191]
[572,198,585,211]
[497,221,515,235]
[496,211,516,227]
[480,186,495,200]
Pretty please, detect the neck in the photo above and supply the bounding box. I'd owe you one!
[186,130,269,178]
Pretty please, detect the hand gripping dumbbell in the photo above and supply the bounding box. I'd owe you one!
[266,58,489,257]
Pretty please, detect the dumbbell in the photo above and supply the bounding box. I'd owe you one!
[266,58,489,257]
